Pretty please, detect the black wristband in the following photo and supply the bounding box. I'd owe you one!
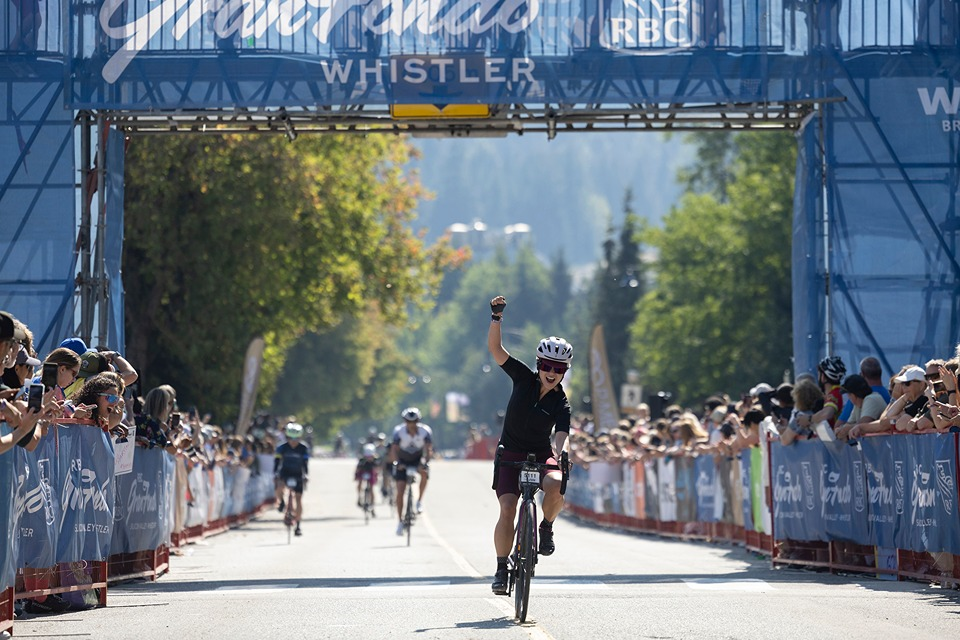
[491,314,502,322]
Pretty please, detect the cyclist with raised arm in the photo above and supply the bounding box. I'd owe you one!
[274,421,309,537]
[487,295,571,595]
[389,407,433,536]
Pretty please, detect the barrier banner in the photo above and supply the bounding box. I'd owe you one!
[621,462,636,518]
[750,448,766,534]
[0,432,16,590]
[739,451,754,531]
[15,435,58,568]
[820,443,869,543]
[694,455,716,523]
[657,457,677,522]
[185,465,209,527]
[643,460,659,520]
[715,456,732,523]
[111,448,169,554]
[771,441,826,541]
[675,456,696,523]
[860,436,900,548]
[56,426,116,562]
[895,434,960,554]
[566,464,591,511]
[632,461,645,519]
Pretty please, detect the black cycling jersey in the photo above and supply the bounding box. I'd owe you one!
[498,355,571,453]
[274,441,310,478]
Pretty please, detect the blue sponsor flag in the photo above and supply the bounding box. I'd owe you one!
[694,456,717,523]
[771,441,827,541]
[56,426,115,562]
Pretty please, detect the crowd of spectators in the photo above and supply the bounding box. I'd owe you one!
[569,349,960,467]
[0,309,284,617]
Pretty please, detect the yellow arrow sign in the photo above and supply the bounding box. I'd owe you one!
[390,104,490,119]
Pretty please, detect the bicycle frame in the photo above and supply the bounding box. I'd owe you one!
[493,447,569,623]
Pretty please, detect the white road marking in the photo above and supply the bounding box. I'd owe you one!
[215,584,299,593]
[485,598,558,640]
[360,580,450,591]
[683,578,773,591]
[420,511,484,578]
[532,579,609,590]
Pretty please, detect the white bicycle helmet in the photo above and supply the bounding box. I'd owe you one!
[818,356,847,383]
[362,443,376,457]
[284,422,304,439]
[401,407,421,422]
[537,336,574,365]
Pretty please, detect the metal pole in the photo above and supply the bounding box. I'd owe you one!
[78,111,93,344]
[95,114,108,348]
[818,102,832,357]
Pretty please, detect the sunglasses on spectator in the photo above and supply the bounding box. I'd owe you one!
[537,360,568,374]
[98,393,121,404]
[925,373,939,380]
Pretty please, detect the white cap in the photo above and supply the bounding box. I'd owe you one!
[895,366,926,383]
[750,382,774,397]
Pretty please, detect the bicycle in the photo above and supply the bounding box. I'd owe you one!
[493,446,569,623]
[395,463,419,546]
[282,477,297,544]
[360,471,376,524]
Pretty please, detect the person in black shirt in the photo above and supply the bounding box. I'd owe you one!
[487,295,572,595]
[275,422,310,536]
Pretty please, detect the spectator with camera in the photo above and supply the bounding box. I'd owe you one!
[780,377,824,445]
[789,356,846,438]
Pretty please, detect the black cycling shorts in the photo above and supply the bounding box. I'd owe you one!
[278,474,304,494]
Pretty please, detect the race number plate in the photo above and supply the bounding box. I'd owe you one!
[519,470,540,485]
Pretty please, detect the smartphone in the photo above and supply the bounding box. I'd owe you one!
[933,379,946,395]
[41,362,59,390]
[169,412,181,429]
[27,383,44,413]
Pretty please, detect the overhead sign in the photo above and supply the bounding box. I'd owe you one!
[391,104,490,118]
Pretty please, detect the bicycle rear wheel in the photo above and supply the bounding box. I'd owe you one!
[514,502,536,622]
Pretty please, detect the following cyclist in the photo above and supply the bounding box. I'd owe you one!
[355,442,380,515]
[487,295,571,595]
[389,406,433,535]
[274,421,309,536]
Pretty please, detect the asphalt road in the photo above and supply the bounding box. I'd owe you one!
[13,458,960,639]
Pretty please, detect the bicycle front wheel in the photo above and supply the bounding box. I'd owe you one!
[515,502,536,622]
[405,486,415,547]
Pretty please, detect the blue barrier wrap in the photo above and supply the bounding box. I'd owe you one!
[819,442,869,543]
[55,426,115,563]
[14,436,58,568]
[694,455,716,523]
[111,448,171,555]
[771,441,826,541]
[0,427,16,591]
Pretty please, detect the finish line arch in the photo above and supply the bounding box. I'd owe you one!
[2,0,959,377]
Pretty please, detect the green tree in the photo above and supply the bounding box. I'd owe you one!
[630,131,795,406]
[590,192,647,394]
[123,135,457,423]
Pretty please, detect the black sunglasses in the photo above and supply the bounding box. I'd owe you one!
[537,360,568,375]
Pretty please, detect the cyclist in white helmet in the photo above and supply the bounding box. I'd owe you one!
[355,442,380,515]
[487,294,572,595]
[274,421,309,536]
[389,406,433,535]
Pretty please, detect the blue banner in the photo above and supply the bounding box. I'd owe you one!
[860,437,901,548]
[14,435,58,569]
[694,455,716,523]
[819,443,869,543]
[739,450,753,531]
[895,434,960,555]
[111,448,169,554]
[56,426,115,563]
[0,431,16,591]
[675,456,696,523]
[771,441,826,542]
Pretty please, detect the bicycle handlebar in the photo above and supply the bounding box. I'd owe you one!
[492,446,569,496]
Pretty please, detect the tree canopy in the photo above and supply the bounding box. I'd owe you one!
[123,134,459,423]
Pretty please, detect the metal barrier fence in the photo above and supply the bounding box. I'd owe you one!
[565,430,960,587]
[1,420,275,632]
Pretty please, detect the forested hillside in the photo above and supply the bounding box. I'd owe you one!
[411,133,694,266]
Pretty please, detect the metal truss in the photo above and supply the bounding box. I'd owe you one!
[104,98,827,138]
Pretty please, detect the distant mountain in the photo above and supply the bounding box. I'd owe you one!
[410,133,695,266]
